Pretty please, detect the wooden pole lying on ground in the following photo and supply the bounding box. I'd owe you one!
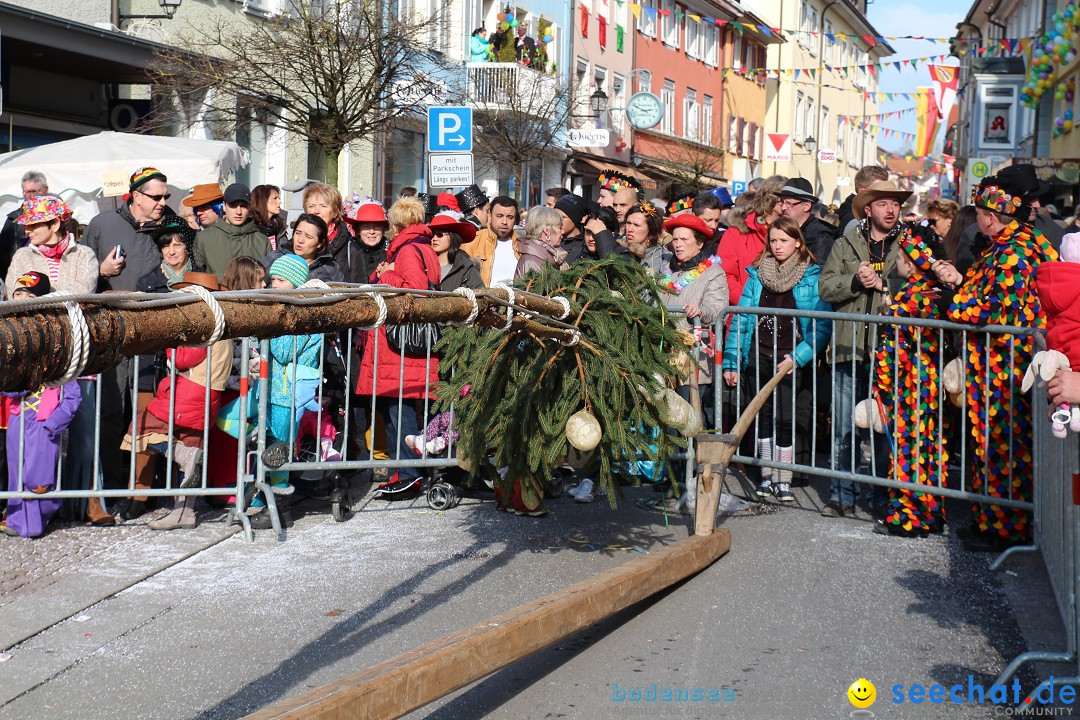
[0,287,571,392]
[243,350,789,720]
[242,531,730,720]
[694,357,795,535]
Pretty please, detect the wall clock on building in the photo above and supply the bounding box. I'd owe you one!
[625,92,664,130]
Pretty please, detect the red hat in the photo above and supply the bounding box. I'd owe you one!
[346,200,389,227]
[436,192,461,213]
[427,212,476,244]
[663,213,713,239]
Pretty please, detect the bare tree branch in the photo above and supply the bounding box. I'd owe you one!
[146,0,450,180]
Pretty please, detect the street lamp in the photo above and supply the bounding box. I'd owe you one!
[804,136,817,153]
[119,0,183,22]
[571,88,609,119]
[589,88,609,117]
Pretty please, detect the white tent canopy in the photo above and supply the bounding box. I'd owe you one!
[0,131,248,224]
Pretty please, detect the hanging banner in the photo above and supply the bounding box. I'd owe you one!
[928,63,960,124]
[915,87,940,157]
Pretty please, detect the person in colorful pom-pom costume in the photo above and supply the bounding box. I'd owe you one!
[862,225,962,538]
[947,174,1059,553]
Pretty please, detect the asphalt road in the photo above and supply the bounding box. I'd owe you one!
[0,476,1071,720]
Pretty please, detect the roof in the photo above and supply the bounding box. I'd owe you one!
[0,0,175,83]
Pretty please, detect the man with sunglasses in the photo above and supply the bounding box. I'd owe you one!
[82,167,178,524]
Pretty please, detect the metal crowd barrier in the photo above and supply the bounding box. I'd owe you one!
[713,306,1041,512]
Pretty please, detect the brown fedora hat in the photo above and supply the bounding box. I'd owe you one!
[182,183,224,208]
[172,271,226,291]
[852,180,913,220]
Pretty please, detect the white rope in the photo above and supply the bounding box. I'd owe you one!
[178,285,226,346]
[551,295,572,320]
[359,291,388,330]
[559,330,581,347]
[300,278,333,291]
[492,282,516,332]
[450,287,479,327]
[47,291,90,387]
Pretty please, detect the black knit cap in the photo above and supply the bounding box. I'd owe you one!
[555,192,587,230]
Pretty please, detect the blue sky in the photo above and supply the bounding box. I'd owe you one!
[866,0,975,153]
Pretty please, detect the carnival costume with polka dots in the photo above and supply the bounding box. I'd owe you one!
[874,227,947,537]
[947,218,1057,544]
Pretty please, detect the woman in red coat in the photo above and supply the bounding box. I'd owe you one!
[717,186,782,309]
[357,196,440,496]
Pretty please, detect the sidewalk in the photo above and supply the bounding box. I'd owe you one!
[0,479,1071,719]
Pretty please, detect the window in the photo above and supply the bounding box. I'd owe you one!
[661,79,675,133]
[821,106,830,148]
[731,33,742,69]
[801,5,819,55]
[612,73,626,133]
[757,126,764,160]
[795,91,805,142]
[806,97,816,145]
[747,122,758,158]
[728,115,738,153]
[686,15,699,59]
[660,0,679,48]
[594,65,608,91]
[639,0,656,36]
[575,58,590,117]
[702,94,713,144]
[736,118,746,156]
[836,125,845,162]
[684,88,699,140]
[704,24,718,66]
[823,21,834,64]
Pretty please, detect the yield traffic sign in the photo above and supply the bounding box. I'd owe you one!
[427,107,473,152]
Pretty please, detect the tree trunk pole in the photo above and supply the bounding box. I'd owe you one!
[0,288,570,392]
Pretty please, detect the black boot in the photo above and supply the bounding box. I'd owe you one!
[249,499,293,530]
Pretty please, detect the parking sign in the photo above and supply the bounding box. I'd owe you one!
[427,107,473,153]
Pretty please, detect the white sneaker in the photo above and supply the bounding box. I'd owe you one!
[571,478,601,503]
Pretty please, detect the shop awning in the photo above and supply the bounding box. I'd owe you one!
[575,155,658,190]
[636,157,726,189]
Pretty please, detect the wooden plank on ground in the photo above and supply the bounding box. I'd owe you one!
[243,531,730,720]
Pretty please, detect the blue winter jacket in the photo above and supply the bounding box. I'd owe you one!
[721,263,833,371]
[469,34,491,62]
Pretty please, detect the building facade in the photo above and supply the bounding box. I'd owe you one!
[754,0,891,206]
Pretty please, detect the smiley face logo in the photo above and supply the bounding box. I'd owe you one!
[848,678,876,708]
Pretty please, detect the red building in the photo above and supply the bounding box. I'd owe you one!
[631,0,778,199]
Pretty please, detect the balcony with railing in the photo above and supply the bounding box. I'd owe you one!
[465,62,561,114]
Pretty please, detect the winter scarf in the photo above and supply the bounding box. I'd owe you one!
[757,254,808,293]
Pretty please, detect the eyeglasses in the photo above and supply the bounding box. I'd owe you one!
[138,190,171,203]
[780,198,809,208]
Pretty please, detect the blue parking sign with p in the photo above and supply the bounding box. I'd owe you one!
[731,180,747,197]
[428,107,473,152]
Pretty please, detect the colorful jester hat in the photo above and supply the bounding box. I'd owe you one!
[898,224,946,275]
[972,174,1032,220]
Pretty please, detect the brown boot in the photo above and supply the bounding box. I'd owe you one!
[87,497,116,526]
[147,496,197,530]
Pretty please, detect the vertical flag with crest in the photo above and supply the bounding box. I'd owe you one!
[927,64,959,124]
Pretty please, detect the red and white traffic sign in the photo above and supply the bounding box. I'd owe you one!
[765,133,792,162]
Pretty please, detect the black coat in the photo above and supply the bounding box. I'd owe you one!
[440,251,484,292]
[326,220,368,284]
[837,193,856,231]
[802,216,840,265]
[0,208,23,281]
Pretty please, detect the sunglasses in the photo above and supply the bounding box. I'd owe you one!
[138,190,171,203]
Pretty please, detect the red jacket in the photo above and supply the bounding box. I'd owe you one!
[1038,262,1080,370]
[717,212,769,308]
[147,345,226,430]
[357,224,441,398]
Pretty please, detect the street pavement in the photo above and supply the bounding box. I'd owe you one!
[0,476,1072,720]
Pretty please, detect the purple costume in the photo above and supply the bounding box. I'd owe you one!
[4,381,81,538]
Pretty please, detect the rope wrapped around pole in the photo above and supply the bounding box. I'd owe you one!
[0,285,574,392]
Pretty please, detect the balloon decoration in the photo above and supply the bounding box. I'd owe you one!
[1052,77,1077,138]
[1021,0,1079,108]
[614,135,627,153]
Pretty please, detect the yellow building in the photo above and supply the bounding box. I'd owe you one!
[753,0,892,206]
